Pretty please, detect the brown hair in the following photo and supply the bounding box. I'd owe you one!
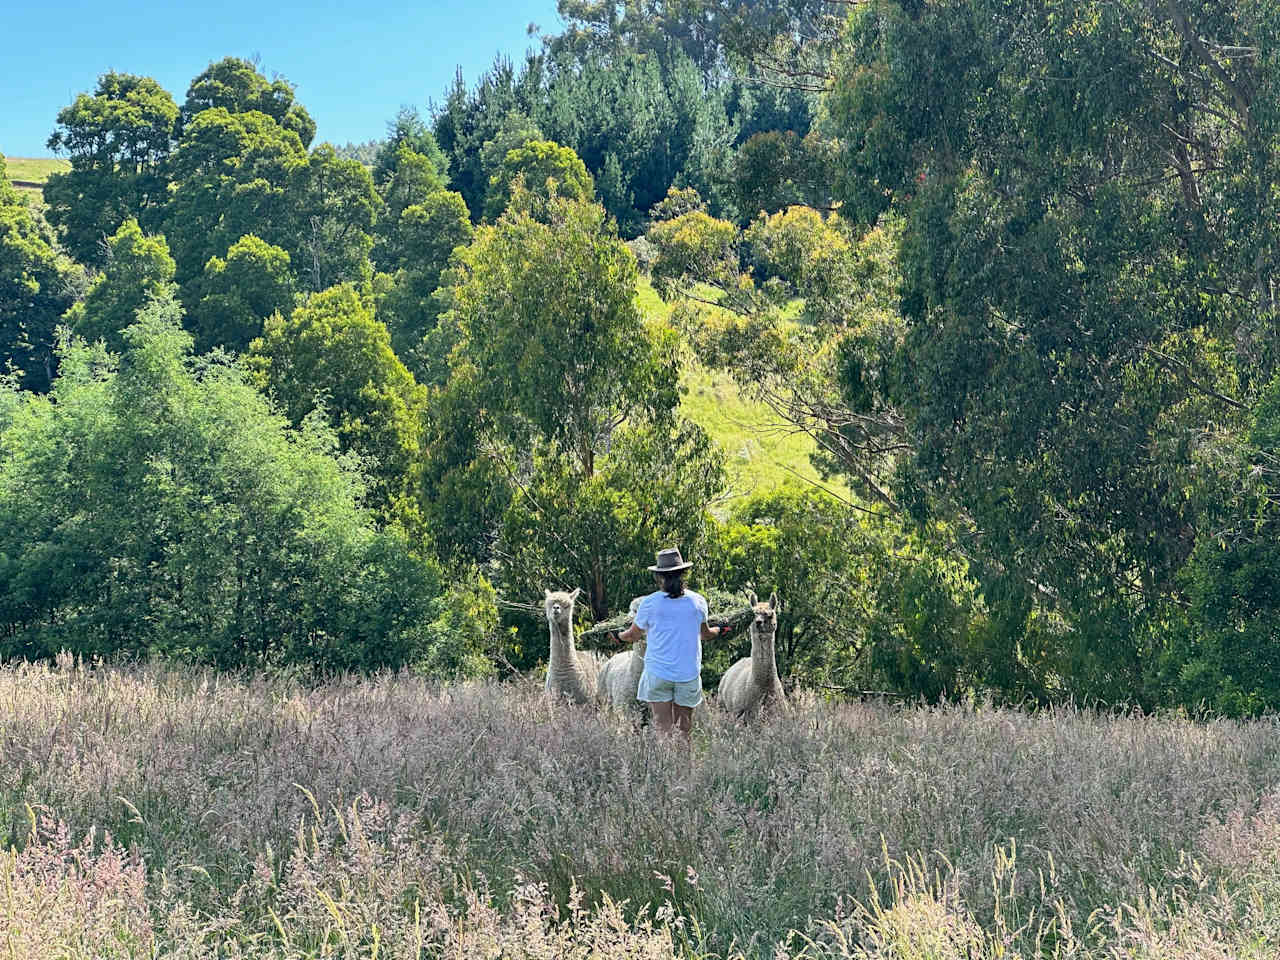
[657,570,686,599]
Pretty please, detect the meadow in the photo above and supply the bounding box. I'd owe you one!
[635,275,847,507]
[4,155,69,204]
[3,657,1280,958]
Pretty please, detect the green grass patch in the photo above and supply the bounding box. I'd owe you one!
[636,275,848,507]
[5,157,68,209]
[5,156,69,185]
[680,362,848,505]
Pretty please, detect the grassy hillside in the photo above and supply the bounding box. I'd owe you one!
[5,156,69,205]
[637,276,848,507]
[4,660,1280,958]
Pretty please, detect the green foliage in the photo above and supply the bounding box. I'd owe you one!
[498,418,725,630]
[377,189,474,373]
[705,486,980,700]
[376,148,448,237]
[0,295,444,671]
[247,284,428,529]
[535,48,737,233]
[372,107,449,187]
[478,112,545,183]
[823,0,1280,705]
[732,129,831,217]
[289,144,379,291]
[416,367,512,565]
[648,184,705,222]
[1161,373,1280,715]
[443,194,670,474]
[63,218,176,353]
[188,234,296,354]
[373,142,464,275]
[482,139,595,221]
[418,568,504,680]
[648,209,741,300]
[163,110,377,294]
[395,192,473,293]
[332,139,381,165]
[43,71,178,266]
[162,107,308,284]
[432,58,545,221]
[431,39,792,233]
[430,193,716,618]
[0,154,83,392]
[181,56,316,147]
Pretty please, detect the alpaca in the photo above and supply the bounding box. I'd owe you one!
[596,597,647,717]
[717,590,785,720]
[543,588,604,705]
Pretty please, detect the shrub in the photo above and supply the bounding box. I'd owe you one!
[0,295,445,671]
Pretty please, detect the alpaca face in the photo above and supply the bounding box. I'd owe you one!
[750,593,778,639]
[544,588,580,633]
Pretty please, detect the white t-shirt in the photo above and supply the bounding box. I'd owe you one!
[633,589,707,682]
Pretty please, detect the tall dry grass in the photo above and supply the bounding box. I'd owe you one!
[2,656,1279,957]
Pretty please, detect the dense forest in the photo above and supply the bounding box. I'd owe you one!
[5,0,1280,716]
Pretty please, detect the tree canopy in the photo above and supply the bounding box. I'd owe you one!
[0,296,443,671]
[0,154,83,392]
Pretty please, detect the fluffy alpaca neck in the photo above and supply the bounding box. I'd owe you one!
[751,630,778,686]
[627,637,647,677]
[548,620,580,674]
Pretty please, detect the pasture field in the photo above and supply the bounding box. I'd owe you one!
[5,156,69,183]
[3,658,1280,957]
[637,276,847,506]
[5,155,69,206]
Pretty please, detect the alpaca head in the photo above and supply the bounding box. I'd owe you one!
[745,589,778,641]
[544,587,581,634]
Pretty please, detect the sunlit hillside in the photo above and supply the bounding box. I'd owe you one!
[637,276,847,507]
[5,155,68,205]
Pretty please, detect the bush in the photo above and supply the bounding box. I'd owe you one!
[0,295,448,672]
[705,486,982,700]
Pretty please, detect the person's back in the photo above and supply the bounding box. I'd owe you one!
[634,589,708,682]
[616,548,726,739]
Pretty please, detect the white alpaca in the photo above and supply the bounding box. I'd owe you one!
[717,590,785,720]
[543,588,604,705]
[596,597,646,716]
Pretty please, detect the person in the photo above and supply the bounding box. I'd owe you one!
[615,547,726,739]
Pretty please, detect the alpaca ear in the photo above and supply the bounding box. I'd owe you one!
[545,588,552,599]
[768,593,777,611]
[746,589,757,606]
[569,587,581,601]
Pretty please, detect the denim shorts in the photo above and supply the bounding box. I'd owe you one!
[636,669,704,707]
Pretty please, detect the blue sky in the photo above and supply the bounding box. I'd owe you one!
[2,0,565,158]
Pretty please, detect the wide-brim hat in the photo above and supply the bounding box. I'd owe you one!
[648,547,692,573]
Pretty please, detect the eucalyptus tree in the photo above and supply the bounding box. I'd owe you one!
[821,0,1280,705]
[428,190,720,618]
[63,219,176,354]
[187,234,296,354]
[248,284,429,532]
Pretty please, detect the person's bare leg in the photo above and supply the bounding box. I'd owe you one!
[672,704,694,740]
[648,700,674,736]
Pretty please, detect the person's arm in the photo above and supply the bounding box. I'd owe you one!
[617,622,644,643]
[700,620,725,642]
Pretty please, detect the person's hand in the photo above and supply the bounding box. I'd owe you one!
[718,623,731,639]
